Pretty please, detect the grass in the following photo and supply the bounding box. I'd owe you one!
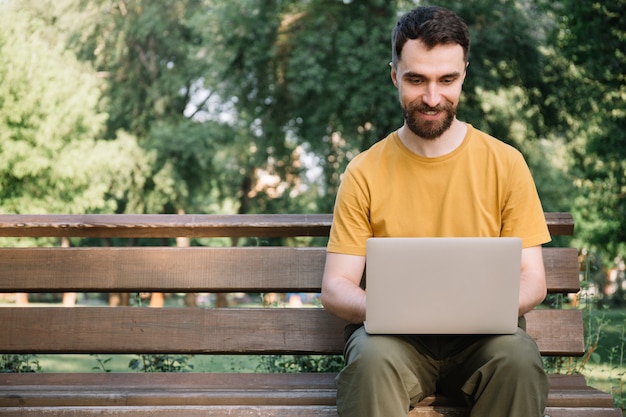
[576,307,626,408]
[586,308,626,363]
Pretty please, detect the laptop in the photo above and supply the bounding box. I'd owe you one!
[364,237,522,335]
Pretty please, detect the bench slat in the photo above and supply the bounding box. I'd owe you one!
[1,406,620,417]
[0,406,340,417]
[0,213,574,238]
[0,307,583,356]
[0,307,346,355]
[0,247,579,293]
[0,214,332,238]
[541,409,623,417]
[0,407,621,417]
[525,309,584,356]
[543,247,581,293]
[0,374,616,411]
[0,247,326,293]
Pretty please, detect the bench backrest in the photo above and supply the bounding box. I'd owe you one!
[0,213,582,357]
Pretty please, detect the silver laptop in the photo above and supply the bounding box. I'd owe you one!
[364,237,522,334]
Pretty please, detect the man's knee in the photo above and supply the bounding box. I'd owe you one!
[460,331,549,416]
[461,329,548,399]
[486,330,545,376]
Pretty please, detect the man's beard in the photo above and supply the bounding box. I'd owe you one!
[402,100,456,140]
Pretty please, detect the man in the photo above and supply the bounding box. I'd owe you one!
[320,5,550,417]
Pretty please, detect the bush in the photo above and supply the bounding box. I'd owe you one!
[129,354,194,372]
[0,354,40,373]
[258,355,344,373]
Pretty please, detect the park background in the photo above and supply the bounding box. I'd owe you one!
[0,0,625,410]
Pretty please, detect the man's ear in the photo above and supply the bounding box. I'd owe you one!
[460,61,469,85]
[390,62,399,88]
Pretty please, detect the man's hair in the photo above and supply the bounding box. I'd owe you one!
[391,6,470,68]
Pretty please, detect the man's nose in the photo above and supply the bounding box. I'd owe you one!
[422,84,441,108]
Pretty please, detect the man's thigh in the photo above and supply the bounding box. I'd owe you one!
[438,328,547,401]
[341,326,440,404]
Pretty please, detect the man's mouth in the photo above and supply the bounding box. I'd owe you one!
[419,110,441,120]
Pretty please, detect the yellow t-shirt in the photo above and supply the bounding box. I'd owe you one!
[328,124,550,256]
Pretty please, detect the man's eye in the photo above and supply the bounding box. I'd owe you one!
[441,77,459,85]
[408,78,422,84]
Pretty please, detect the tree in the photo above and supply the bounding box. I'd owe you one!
[279,0,400,211]
[205,0,399,213]
[0,2,146,215]
[209,0,584,216]
[60,0,294,215]
[542,0,626,257]
[8,0,622,262]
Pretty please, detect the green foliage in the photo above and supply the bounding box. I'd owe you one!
[206,1,400,212]
[259,355,344,373]
[606,323,626,410]
[541,0,626,258]
[0,1,156,215]
[428,0,549,137]
[1,0,624,260]
[67,0,223,214]
[69,0,208,138]
[0,355,41,373]
[129,354,194,373]
[90,354,113,373]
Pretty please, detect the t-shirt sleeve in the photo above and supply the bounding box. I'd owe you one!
[501,154,551,248]
[327,164,372,256]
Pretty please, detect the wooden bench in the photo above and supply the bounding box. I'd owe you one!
[0,213,621,417]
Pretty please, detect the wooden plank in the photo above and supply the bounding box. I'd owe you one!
[0,247,578,293]
[541,408,623,417]
[0,307,347,355]
[0,386,336,407]
[0,372,338,390]
[0,374,617,412]
[549,374,590,387]
[0,406,341,417]
[0,213,573,239]
[548,387,618,408]
[0,214,332,239]
[0,247,327,293]
[0,373,600,398]
[0,373,337,407]
[0,407,621,417]
[526,309,585,356]
[544,247,581,293]
[545,212,575,236]
[0,372,593,391]
[0,308,583,356]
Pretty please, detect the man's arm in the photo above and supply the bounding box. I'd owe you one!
[320,252,367,324]
[519,245,547,316]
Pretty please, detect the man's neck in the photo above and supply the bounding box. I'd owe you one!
[398,119,467,158]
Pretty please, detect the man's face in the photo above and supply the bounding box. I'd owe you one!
[391,39,467,140]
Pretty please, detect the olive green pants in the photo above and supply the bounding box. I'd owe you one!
[336,323,549,417]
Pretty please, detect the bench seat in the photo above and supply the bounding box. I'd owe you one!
[0,213,622,416]
[0,373,620,416]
